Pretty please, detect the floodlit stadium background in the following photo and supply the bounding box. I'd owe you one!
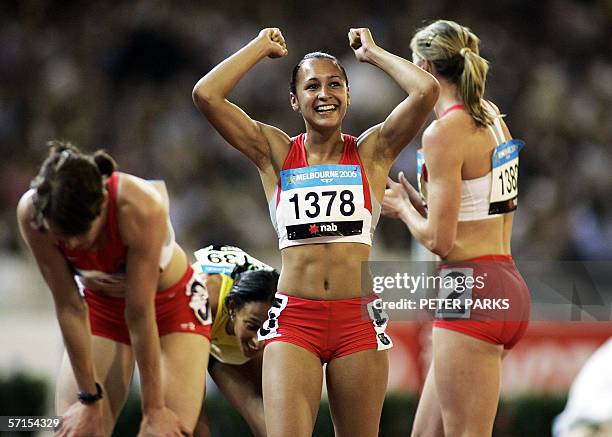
[1,1,611,435]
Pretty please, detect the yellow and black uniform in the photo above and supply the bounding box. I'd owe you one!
[208,273,251,365]
[193,245,274,365]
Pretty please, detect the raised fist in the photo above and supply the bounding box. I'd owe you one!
[348,28,377,63]
[257,28,288,59]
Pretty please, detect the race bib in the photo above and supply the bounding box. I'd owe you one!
[277,164,369,240]
[194,245,273,276]
[489,139,525,214]
[435,268,474,320]
[416,149,425,197]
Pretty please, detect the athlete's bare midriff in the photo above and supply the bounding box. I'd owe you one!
[444,213,513,261]
[157,244,189,290]
[279,242,372,300]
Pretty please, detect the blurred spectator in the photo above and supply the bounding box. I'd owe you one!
[0,0,610,260]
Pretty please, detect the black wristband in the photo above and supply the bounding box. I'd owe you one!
[78,382,103,404]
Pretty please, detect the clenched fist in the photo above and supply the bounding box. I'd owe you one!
[257,28,288,59]
[348,28,377,63]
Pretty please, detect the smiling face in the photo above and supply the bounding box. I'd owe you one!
[290,58,350,131]
[230,300,270,358]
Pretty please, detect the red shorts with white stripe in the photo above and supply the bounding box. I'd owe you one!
[433,255,530,350]
[84,265,212,345]
[258,292,393,363]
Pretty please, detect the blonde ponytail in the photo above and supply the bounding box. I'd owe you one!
[459,48,494,127]
[411,20,496,127]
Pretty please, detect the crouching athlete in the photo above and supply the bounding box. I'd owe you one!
[17,141,211,436]
[192,245,279,437]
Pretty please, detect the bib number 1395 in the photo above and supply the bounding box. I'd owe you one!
[288,190,355,219]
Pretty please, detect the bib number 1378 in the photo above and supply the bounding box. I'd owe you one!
[288,190,355,219]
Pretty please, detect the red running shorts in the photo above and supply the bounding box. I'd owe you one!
[84,265,212,345]
[258,292,393,363]
[433,254,530,350]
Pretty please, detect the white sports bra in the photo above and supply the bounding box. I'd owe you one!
[458,172,496,221]
[417,103,524,221]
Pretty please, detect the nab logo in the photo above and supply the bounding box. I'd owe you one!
[319,223,337,232]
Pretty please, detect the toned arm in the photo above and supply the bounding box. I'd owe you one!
[349,28,439,165]
[192,28,291,171]
[117,180,167,414]
[397,124,462,257]
[17,191,99,394]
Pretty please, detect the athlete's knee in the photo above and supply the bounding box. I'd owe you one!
[411,432,435,437]
[441,414,493,437]
[411,424,444,437]
[265,401,315,437]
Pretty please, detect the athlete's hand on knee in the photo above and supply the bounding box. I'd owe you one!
[399,171,427,218]
[55,401,104,437]
[138,407,192,437]
[348,27,378,63]
[256,28,288,59]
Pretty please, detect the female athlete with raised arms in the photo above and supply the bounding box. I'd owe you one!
[193,27,438,436]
